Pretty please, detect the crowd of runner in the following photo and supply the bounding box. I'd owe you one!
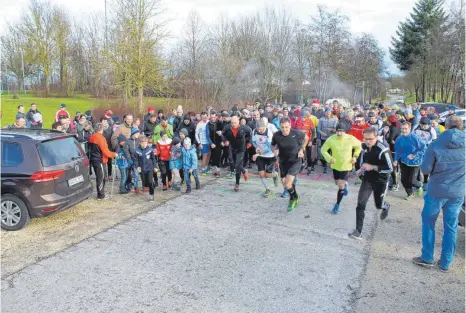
[7,99,465,272]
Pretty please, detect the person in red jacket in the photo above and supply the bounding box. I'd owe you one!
[348,113,370,142]
[155,130,173,190]
[294,110,316,174]
[89,123,118,200]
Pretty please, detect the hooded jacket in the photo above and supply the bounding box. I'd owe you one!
[25,109,42,129]
[348,122,370,142]
[421,128,465,198]
[177,116,196,143]
[135,146,158,172]
[156,138,173,161]
[89,132,117,164]
[153,123,174,143]
[143,119,157,138]
[394,132,426,166]
[182,145,198,170]
[413,125,437,145]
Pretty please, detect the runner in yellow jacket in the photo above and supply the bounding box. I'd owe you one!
[321,122,362,214]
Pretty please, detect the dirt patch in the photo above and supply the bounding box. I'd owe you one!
[1,175,215,278]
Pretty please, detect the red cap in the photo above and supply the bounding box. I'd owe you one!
[312,99,320,104]
[148,106,154,112]
[388,115,397,124]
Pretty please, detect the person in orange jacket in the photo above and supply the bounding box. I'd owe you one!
[89,123,118,200]
[294,110,316,175]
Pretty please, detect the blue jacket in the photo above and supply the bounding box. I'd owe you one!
[394,132,426,166]
[182,146,198,171]
[421,129,465,199]
[135,146,158,172]
[169,145,183,170]
[272,117,280,130]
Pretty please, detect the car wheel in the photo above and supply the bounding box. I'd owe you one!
[1,194,31,231]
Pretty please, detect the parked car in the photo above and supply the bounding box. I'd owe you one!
[438,109,465,123]
[1,129,93,231]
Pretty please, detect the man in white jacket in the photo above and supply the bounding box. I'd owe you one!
[196,111,211,175]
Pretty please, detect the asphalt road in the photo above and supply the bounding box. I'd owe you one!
[2,171,378,313]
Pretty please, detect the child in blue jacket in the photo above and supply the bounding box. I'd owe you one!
[181,137,200,193]
[135,136,159,201]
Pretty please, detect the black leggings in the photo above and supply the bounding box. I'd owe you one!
[160,160,172,185]
[400,163,420,195]
[210,146,222,167]
[356,178,389,233]
[140,171,154,195]
[231,149,246,185]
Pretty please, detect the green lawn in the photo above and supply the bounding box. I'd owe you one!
[0,93,180,127]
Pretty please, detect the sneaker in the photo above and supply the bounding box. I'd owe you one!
[280,189,289,198]
[392,185,399,192]
[180,179,184,186]
[273,173,279,187]
[437,261,449,273]
[97,195,109,201]
[307,168,312,176]
[108,176,113,182]
[417,188,423,197]
[323,167,328,174]
[311,166,315,172]
[354,177,361,185]
[243,171,249,182]
[227,172,234,178]
[201,169,208,176]
[143,187,148,192]
[248,163,252,169]
[162,184,167,191]
[186,186,192,194]
[348,229,362,240]
[380,203,390,220]
[119,190,129,194]
[134,188,140,194]
[331,203,339,214]
[148,195,154,201]
[295,194,301,206]
[196,182,200,190]
[405,193,415,200]
[388,186,394,191]
[172,184,181,191]
[263,189,273,197]
[287,199,296,212]
[233,184,239,192]
[412,256,433,268]
[168,181,173,188]
[215,170,220,178]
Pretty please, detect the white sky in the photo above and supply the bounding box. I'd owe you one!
[0,0,420,74]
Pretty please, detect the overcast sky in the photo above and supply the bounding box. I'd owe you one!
[0,0,420,74]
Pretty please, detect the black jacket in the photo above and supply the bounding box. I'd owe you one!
[143,119,157,138]
[176,120,196,143]
[172,116,183,133]
[102,125,113,151]
[247,119,261,131]
[356,142,393,183]
[222,124,251,152]
[207,121,223,145]
[385,123,401,152]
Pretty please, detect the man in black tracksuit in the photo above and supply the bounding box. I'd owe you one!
[222,116,251,191]
[220,112,231,168]
[349,127,393,240]
[206,111,223,177]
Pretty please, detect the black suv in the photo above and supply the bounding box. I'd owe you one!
[1,129,92,230]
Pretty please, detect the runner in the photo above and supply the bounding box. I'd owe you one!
[271,117,309,211]
[321,123,362,214]
[318,107,338,173]
[206,111,223,177]
[195,112,211,175]
[252,120,278,197]
[384,115,401,191]
[294,110,316,175]
[222,116,251,191]
[348,127,393,240]
[393,122,426,200]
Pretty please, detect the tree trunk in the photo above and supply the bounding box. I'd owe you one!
[137,86,144,113]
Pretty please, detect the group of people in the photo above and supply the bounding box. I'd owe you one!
[6,98,465,272]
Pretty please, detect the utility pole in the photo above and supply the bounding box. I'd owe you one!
[21,49,26,95]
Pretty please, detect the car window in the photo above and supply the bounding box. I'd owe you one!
[37,137,82,167]
[456,111,465,117]
[1,142,24,167]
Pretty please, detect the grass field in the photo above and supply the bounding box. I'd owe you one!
[0,93,179,127]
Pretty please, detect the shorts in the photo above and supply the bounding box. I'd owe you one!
[201,144,210,155]
[333,169,349,181]
[279,160,302,178]
[256,157,276,173]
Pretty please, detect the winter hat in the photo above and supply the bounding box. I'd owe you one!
[258,105,265,110]
[257,120,266,128]
[388,115,397,124]
[312,99,320,105]
[117,133,127,145]
[396,110,403,116]
[242,109,250,115]
[159,130,166,137]
[131,127,140,136]
[324,107,332,113]
[183,114,191,121]
[448,105,456,111]
[172,137,181,145]
[420,116,430,125]
[368,112,376,118]
[184,137,192,148]
[429,114,438,121]
[231,105,238,112]
[60,104,66,108]
[112,116,120,123]
[179,128,189,137]
[363,104,371,110]
[75,111,81,116]
[221,112,230,118]
[148,106,155,112]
